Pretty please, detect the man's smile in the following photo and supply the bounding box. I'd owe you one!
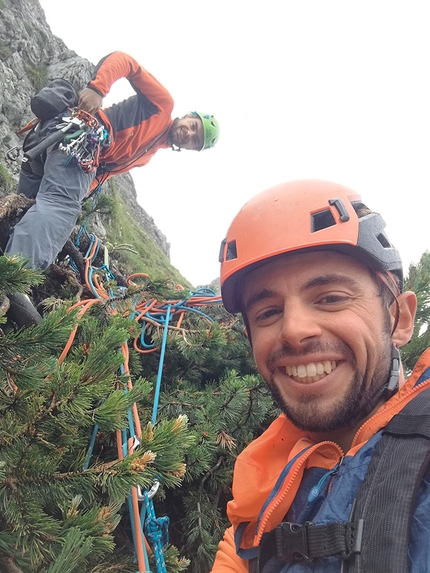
[180,126,187,143]
[280,360,339,383]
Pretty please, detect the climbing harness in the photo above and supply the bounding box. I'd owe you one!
[59,226,223,573]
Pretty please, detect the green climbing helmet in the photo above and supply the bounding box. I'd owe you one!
[193,111,220,151]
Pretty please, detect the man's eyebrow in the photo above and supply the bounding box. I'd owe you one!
[302,274,360,291]
[244,289,277,313]
[244,275,359,312]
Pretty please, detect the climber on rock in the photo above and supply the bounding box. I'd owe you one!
[4,51,220,328]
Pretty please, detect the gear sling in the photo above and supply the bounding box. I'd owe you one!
[13,79,108,178]
[250,387,430,573]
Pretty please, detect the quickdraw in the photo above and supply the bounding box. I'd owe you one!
[58,108,110,173]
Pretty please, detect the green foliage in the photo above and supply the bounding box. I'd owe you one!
[0,254,43,295]
[102,184,190,287]
[150,545,190,573]
[0,256,194,573]
[0,256,271,571]
[0,163,14,194]
[80,195,111,220]
[0,46,12,61]
[402,251,430,374]
[25,63,48,92]
[23,22,33,36]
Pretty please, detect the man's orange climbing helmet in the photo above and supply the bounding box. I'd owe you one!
[219,179,403,314]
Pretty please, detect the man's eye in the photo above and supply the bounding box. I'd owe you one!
[255,308,281,322]
[317,294,348,304]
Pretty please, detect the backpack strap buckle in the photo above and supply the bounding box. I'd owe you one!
[258,519,364,571]
[275,522,313,562]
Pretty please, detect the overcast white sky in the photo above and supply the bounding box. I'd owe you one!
[38,0,430,287]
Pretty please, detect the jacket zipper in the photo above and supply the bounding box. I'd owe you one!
[307,456,344,504]
[254,440,344,545]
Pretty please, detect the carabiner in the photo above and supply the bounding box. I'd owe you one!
[6,146,21,161]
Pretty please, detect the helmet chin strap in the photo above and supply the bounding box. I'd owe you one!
[385,344,401,397]
[349,343,400,427]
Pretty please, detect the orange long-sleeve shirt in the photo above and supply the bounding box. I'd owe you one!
[87,51,174,186]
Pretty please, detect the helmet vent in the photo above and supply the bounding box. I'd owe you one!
[311,209,336,232]
[377,233,391,248]
[218,239,227,263]
[226,240,238,261]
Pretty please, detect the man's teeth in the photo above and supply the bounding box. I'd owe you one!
[285,361,337,383]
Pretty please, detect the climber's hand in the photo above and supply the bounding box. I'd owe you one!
[78,88,103,115]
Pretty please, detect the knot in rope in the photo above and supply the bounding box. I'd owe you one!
[145,514,170,547]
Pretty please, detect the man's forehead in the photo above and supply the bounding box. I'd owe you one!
[241,250,370,300]
[187,114,204,143]
[185,113,202,125]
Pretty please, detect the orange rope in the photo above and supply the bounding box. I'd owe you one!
[128,438,147,572]
[121,342,142,438]
[58,299,102,364]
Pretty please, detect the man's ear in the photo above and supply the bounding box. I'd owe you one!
[391,291,417,347]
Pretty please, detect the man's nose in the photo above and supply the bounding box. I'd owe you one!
[279,303,322,348]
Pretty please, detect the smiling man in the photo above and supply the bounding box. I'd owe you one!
[168,113,206,150]
[213,180,430,573]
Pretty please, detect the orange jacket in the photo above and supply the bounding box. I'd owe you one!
[211,349,430,572]
[87,52,174,189]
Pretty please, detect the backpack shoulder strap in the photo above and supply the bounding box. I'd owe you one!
[252,387,430,573]
[347,386,430,573]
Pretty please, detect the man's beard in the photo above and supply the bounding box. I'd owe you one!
[264,337,393,433]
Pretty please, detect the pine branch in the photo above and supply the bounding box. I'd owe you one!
[44,528,94,573]
[0,256,43,295]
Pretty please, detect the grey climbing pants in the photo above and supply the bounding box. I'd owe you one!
[5,147,96,270]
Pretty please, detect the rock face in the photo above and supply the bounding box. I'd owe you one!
[0,0,170,257]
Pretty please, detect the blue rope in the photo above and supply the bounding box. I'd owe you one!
[152,305,171,425]
[75,224,87,248]
[144,490,169,573]
[83,424,99,470]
